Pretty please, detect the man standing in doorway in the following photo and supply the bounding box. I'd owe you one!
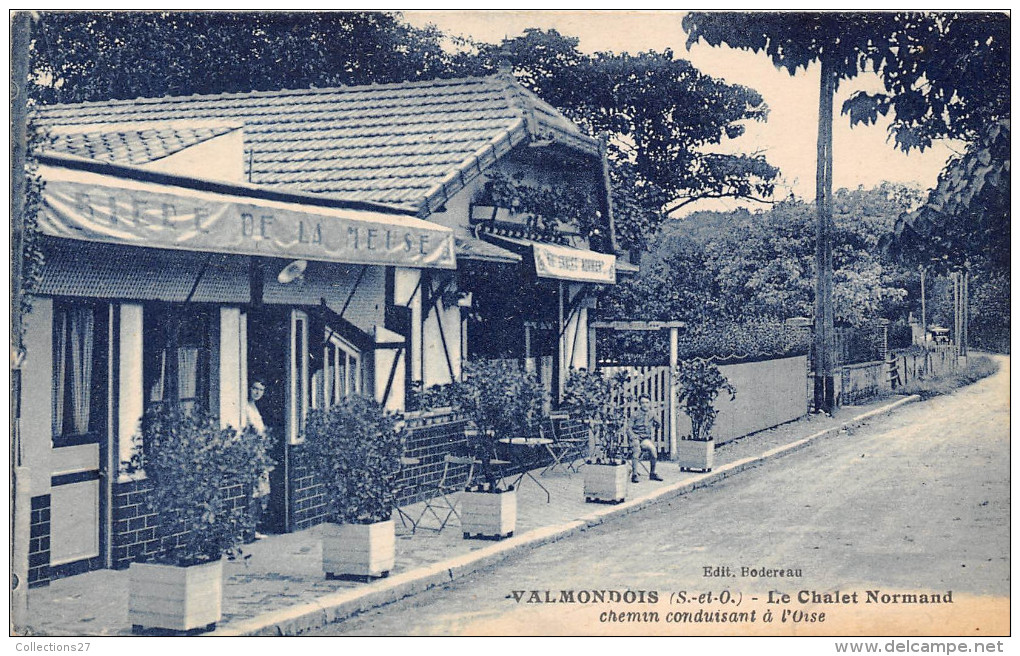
[246,378,271,537]
[628,394,663,484]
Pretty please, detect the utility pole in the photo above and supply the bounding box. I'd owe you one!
[813,57,836,415]
[11,10,32,630]
[962,265,969,358]
[951,268,970,360]
[919,266,927,337]
[952,271,962,356]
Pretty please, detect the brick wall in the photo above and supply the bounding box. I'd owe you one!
[287,410,473,527]
[289,444,327,531]
[103,411,573,567]
[111,479,159,569]
[394,413,585,502]
[28,495,51,588]
[397,411,471,505]
[110,478,249,570]
[286,410,570,528]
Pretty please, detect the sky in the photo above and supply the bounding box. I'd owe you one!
[402,10,958,214]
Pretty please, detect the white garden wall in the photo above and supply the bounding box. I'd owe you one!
[675,355,809,446]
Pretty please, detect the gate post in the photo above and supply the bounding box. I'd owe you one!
[668,326,679,459]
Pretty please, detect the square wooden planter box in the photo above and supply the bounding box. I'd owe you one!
[128,558,223,634]
[677,438,714,472]
[461,489,516,539]
[322,519,395,580]
[584,463,629,503]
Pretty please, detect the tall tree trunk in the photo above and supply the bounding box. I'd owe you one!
[814,57,836,414]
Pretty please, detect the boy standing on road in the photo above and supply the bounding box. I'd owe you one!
[628,394,663,483]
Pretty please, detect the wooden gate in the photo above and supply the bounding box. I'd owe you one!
[598,365,671,456]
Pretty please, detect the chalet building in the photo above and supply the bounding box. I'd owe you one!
[24,73,625,585]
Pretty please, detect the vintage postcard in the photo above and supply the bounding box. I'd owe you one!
[9,9,1010,649]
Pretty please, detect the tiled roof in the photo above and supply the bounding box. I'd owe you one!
[33,74,601,216]
[46,122,242,165]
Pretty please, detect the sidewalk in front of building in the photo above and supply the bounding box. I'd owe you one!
[22,394,918,637]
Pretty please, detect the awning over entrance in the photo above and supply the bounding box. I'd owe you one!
[483,234,617,284]
[454,236,522,264]
[38,160,457,270]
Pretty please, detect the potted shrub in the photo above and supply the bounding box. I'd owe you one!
[446,360,546,539]
[674,360,736,473]
[406,380,458,413]
[562,369,632,503]
[125,404,273,634]
[303,395,407,580]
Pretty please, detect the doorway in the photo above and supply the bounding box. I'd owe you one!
[246,307,291,533]
[49,301,110,578]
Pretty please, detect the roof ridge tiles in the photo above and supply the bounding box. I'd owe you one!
[34,73,507,112]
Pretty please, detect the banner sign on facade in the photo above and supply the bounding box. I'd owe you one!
[39,166,457,270]
[488,234,616,284]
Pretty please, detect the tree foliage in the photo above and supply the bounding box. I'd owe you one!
[476,29,779,249]
[683,12,908,95]
[684,11,1010,275]
[126,404,274,566]
[674,360,736,442]
[561,368,632,464]
[884,119,1009,272]
[444,360,547,492]
[599,237,722,326]
[622,184,924,328]
[303,396,407,525]
[964,266,1010,354]
[840,12,1009,151]
[30,11,454,104]
[683,9,1008,151]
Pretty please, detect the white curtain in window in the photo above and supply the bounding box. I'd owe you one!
[177,347,199,401]
[337,350,348,399]
[69,307,94,435]
[311,369,323,410]
[324,348,334,407]
[53,311,68,436]
[150,350,166,402]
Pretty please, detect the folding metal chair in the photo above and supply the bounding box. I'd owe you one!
[393,456,421,533]
[540,412,588,475]
[412,455,474,533]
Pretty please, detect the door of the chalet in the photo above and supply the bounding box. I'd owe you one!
[49,302,111,578]
[246,307,291,533]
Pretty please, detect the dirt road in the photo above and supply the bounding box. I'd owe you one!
[314,356,1010,636]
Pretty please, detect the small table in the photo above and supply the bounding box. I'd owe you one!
[498,437,553,503]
